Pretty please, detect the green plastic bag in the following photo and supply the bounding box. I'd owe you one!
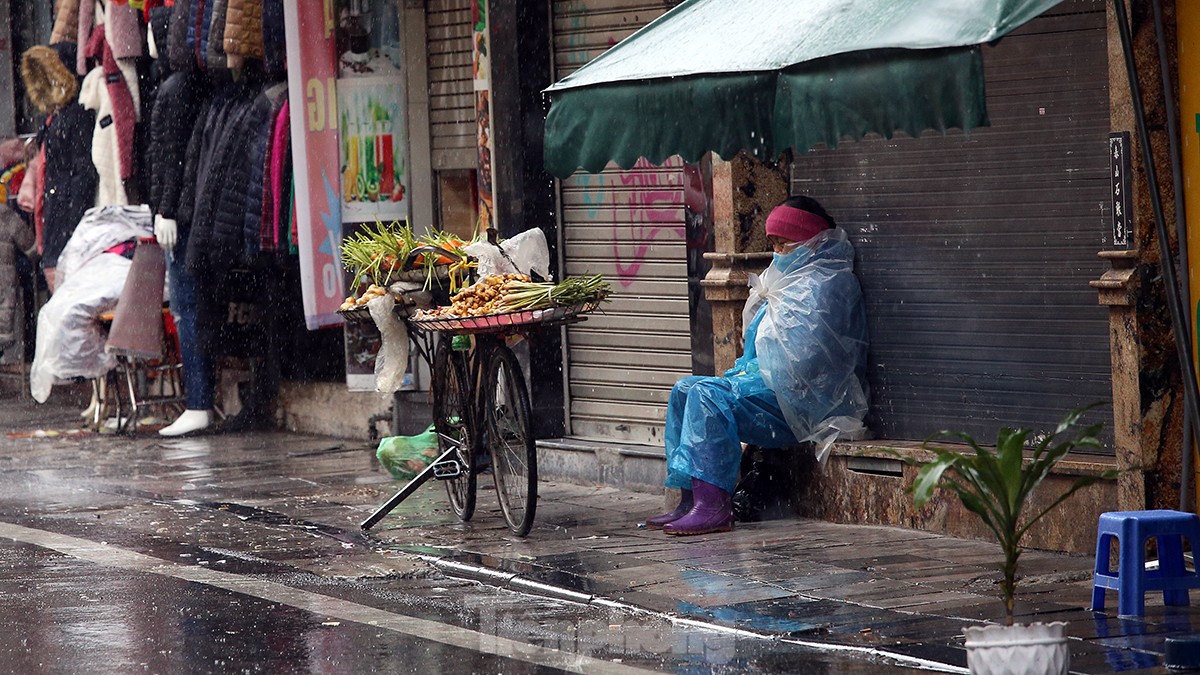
[376,425,440,481]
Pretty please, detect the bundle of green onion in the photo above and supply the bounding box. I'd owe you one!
[340,221,476,293]
[499,275,611,311]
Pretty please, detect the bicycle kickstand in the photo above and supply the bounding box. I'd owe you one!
[360,447,458,530]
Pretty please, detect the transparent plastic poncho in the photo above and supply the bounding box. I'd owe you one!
[741,228,869,464]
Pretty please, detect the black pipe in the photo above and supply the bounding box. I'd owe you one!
[1152,0,1196,512]
[1114,0,1200,503]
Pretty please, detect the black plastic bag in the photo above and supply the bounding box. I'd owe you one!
[732,445,813,522]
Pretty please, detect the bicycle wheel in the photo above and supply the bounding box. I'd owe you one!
[433,337,476,521]
[483,344,537,536]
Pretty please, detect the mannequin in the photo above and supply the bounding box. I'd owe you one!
[147,17,215,437]
[157,212,213,436]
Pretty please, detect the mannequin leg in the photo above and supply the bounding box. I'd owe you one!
[161,234,214,437]
[160,409,212,436]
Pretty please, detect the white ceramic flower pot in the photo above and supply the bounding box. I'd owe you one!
[963,621,1070,675]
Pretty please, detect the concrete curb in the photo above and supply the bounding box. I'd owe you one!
[419,553,969,674]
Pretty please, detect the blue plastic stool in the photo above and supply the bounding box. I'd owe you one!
[1092,510,1200,617]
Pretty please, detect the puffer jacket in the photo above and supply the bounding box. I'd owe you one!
[205,0,229,71]
[224,0,263,60]
[168,0,195,73]
[173,95,214,238]
[188,86,264,272]
[180,85,253,272]
[262,0,285,77]
[185,0,210,70]
[241,82,287,261]
[0,204,35,347]
[148,69,208,221]
[51,0,80,45]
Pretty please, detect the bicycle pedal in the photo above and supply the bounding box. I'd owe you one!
[431,460,463,480]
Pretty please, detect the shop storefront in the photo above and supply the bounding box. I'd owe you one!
[550,0,691,446]
[6,0,1196,551]
[791,0,1115,449]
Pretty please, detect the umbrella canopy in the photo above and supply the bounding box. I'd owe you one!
[543,0,1064,177]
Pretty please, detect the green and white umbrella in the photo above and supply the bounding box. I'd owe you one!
[543,0,1065,177]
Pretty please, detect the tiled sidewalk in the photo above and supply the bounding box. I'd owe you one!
[0,402,1181,674]
[362,481,1183,673]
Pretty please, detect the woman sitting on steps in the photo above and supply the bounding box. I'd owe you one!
[645,196,870,536]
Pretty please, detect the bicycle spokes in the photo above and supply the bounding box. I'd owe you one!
[486,346,536,536]
[434,340,476,522]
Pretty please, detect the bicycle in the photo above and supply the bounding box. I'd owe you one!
[358,245,596,536]
[432,330,537,535]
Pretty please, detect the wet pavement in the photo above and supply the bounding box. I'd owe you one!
[0,394,1188,673]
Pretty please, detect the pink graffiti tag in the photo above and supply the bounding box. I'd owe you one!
[613,161,685,286]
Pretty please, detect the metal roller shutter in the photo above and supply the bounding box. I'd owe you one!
[790,0,1114,450]
[552,0,689,446]
[426,0,474,171]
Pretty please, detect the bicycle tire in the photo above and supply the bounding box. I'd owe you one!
[483,344,537,536]
[433,338,476,521]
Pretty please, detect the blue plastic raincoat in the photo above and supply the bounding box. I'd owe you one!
[665,228,868,493]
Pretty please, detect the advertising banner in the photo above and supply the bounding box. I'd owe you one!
[473,0,494,233]
[284,0,346,329]
[338,76,408,224]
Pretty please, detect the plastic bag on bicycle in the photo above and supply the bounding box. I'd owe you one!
[376,424,440,481]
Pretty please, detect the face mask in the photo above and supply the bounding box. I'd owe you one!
[773,245,810,270]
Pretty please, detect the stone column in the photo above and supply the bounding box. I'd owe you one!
[700,153,791,373]
[1106,0,1185,510]
[1091,249,1146,510]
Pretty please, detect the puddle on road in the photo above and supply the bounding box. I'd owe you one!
[180,500,369,548]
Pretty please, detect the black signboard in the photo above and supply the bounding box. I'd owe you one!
[1109,132,1132,247]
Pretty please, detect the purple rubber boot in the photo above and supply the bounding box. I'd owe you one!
[643,489,693,529]
[663,479,734,535]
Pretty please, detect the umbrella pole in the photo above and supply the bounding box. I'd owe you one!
[1114,0,1200,509]
[1152,0,1197,513]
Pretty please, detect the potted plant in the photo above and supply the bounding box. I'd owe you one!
[902,405,1117,675]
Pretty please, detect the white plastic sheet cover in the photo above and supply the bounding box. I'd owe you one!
[744,228,869,464]
[30,206,153,403]
[368,291,410,398]
[464,228,551,281]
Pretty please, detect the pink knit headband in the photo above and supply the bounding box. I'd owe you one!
[765,205,829,243]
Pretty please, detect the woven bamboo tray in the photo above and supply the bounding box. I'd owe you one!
[408,301,602,335]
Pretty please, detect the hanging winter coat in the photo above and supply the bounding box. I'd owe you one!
[265,99,291,252]
[241,82,287,261]
[148,69,208,222]
[38,103,98,268]
[177,87,246,270]
[184,87,256,272]
[51,0,81,45]
[75,0,94,74]
[205,0,230,71]
[103,2,145,59]
[223,0,264,63]
[21,43,98,268]
[262,0,285,78]
[79,25,141,208]
[167,0,195,73]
